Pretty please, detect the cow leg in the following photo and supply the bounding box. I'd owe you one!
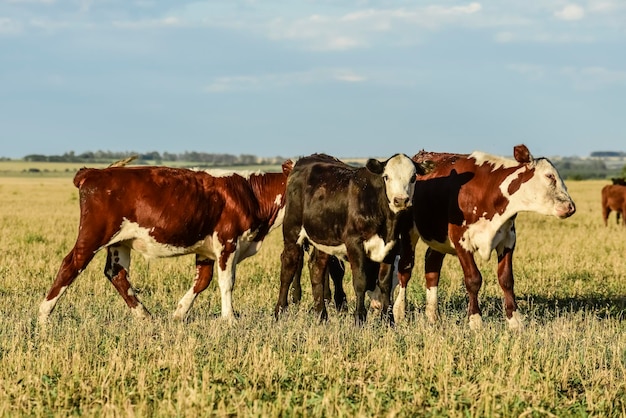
[38,240,100,325]
[497,247,521,330]
[348,247,375,326]
[216,244,239,322]
[371,261,394,324]
[173,256,214,321]
[456,250,483,330]
[308,250,329,322]
[424,248,446,324]
[392,228,419,324]
[104,245,151,319]
[602,205,610,226]
[275,241,304,318]
[329,256,347,311]
[289,252,304,304]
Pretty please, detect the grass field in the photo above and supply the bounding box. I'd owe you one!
[0,173,625,417]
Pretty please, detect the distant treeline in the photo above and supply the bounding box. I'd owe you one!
[17,150,626,180]
[22,151,287,166]
[553,157,625,180]
[590,151,626,157]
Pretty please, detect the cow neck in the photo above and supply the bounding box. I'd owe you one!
[247,172,286,237]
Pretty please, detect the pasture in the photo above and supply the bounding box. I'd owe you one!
[0,174,625,417]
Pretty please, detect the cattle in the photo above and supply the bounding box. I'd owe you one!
[601,184,626,227]
[274,153,430,324]
[392,144,576,330]
[38,161,293,325]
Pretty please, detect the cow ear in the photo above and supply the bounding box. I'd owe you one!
[282,159,294,176]
[514,144,533,164]
[415,160,435,176]
[365,158,385,174]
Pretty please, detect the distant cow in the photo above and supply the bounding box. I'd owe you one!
[602,184,626,227]
[393,144,576,330]
[38,161,293,324]
[274,153,430,324]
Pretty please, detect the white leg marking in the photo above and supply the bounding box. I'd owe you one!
[425,286,439,323]
[507,311,524,330]
[173,288,198,321]
[469,313,483,330]
[38,286,67,325]
[131,305,150,319]
[367,286,383,311]
[393,286,407,323]
[217,253,236,321]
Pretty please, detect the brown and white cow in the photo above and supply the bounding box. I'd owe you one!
[601,184,626,227]
[274,153,430,324]
[393,144,576,330]
[38,161,293,324]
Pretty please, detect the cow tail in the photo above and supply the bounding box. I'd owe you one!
[108,155,138,168]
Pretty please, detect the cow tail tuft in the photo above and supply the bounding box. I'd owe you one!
[108,155,138,168]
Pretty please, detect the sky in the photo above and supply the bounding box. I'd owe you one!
[1,1,625,160]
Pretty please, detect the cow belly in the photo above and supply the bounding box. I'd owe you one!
[104,219,217,259]
[363,235,395,263]
[421,238,456,255]
[298,228,395,262]
[297,228,347,258]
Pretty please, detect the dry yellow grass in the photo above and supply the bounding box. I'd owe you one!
[0,175,625,417]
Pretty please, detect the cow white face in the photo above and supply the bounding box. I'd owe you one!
[510,158,576,219]
[380,154,418,213]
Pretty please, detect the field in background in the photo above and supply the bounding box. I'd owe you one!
[0,175,625,416]
[0,160,289,178]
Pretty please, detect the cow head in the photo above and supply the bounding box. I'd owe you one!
[366,153,431,214]
[512,144,576,219]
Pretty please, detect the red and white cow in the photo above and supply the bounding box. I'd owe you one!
[393,144,576,329]
[38,161,293,324]
[274,153,429,324]
[601,184,626,227]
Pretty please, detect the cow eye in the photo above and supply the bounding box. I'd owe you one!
[546,173,556,185]
[382,174,389,181]
[410,175,417,183]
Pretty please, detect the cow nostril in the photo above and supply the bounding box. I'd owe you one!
[394,197,409,207]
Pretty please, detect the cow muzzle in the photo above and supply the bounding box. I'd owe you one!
[557,200,576,218]
[392,196,411,211]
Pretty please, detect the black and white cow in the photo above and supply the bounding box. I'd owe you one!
[274,153,430,324]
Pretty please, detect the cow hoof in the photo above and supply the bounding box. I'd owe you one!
[425,306,439,324]
[37,313,50,328]
[131,305,151,320]
[507,311,524,331]
[468,314,483,330]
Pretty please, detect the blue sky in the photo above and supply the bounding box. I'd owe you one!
[1,1,625,160]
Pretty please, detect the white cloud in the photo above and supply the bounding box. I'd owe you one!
[507,63,546,80]
[561,66,626,90]
[554,4,585,21]
[494,30,594,44]
[112,16,182,29]
[0,17,22,34]
[205,68,367,93]
[508,63,626,89]
[266,3,483,51]
[587,0,620,13]
[5,0,55,3]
